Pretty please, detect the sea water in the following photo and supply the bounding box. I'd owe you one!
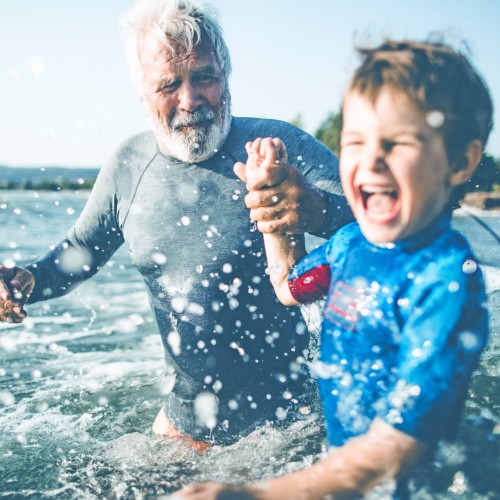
[0,191,499,499]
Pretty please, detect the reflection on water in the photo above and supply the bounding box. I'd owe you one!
[1,192,499,499]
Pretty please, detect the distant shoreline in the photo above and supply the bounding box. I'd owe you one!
[461,192,500,211]
[2,187,499,212]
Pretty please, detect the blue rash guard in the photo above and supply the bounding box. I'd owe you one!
[25,117,352,444]
[288,213,488,447]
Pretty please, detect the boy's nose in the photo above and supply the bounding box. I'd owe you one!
[361,145,387,171]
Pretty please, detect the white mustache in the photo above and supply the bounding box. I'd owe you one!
[172,109,215,128]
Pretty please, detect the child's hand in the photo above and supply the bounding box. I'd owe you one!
[234,136,329,234]
[244,137,288,189]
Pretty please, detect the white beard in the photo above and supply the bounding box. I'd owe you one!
[149,88,231,163]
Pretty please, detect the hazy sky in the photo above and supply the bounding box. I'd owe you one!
[1,0,499,167]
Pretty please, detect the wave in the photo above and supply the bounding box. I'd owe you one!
[483,265,500,293]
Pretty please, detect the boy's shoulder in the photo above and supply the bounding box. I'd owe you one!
[330,221,482,283]
[326,222,367,249]
[410,225,484,292]
[321,222,364,261]
[426,225,477,264]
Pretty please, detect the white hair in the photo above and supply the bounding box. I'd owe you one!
[120,0,232,95]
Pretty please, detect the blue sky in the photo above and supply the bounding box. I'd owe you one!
[1,0,499,167]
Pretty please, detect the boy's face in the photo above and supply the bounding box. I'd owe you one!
[340,89,454,244]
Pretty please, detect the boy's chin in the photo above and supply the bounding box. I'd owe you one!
[358,223,401,246]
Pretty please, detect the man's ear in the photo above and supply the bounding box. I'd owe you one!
[449,139,484,186]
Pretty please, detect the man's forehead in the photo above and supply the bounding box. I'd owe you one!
[142,33,218,68]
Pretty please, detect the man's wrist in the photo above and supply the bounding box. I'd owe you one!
[310,189,354,239]
[309,186,329,236]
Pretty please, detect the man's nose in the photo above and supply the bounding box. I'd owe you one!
[177,81,202,112]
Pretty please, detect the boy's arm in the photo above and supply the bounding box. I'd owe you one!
[263,232,306,306]
[178,419,428,500]
[242,137,307,306]
[249,418,428,499]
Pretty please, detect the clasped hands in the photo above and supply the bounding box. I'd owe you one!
[234,137,327,235]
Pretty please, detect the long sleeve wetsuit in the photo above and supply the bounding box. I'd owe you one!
[26,117,353,443]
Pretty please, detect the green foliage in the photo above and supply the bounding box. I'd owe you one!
[289,112,304,129]
[314,111,342,155]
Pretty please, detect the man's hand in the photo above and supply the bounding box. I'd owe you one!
[234,147,327,235]
[0,266,35,323]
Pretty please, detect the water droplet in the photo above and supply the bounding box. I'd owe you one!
[275,407,287,420]
[167,331,181,356]
[58,247,92,273]
[462,259,477,274]
[186,302,205,316]
[426,110,445,128]
[0,391,15,406]
[152,252,167,265]
[459,331,481,351]
[194,392,218,429]
[171,296,187,313]
[2,258,16,269]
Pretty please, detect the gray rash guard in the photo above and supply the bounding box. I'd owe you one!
[26,117,352,443]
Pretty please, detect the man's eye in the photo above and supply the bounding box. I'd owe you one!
[159,81,180,93]
[193,74,217,84]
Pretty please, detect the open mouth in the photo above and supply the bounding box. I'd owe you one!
[360,185,398,215]
[177,121,207,129]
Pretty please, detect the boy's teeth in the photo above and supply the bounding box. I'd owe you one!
[361,186,397,198]
[362,186,394,195]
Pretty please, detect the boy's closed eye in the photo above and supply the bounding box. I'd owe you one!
[340,135,364,149]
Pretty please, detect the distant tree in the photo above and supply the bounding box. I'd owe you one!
[289,113,304,130]
[314,111,342,155]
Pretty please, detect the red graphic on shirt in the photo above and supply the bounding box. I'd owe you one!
[324,281,360,331]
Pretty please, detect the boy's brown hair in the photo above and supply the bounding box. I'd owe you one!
[345,39,493,168]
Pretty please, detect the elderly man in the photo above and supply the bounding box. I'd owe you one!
[0,0,352,447]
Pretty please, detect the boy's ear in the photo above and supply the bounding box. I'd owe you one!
[449,139,484,186]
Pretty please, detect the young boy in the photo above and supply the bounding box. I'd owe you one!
[178,39,492,499]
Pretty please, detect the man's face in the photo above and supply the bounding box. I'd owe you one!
[140,34,231,163]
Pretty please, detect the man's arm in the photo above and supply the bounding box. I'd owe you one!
[177,418,428,500]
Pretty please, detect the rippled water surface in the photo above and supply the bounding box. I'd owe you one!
[1,191,499,499]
